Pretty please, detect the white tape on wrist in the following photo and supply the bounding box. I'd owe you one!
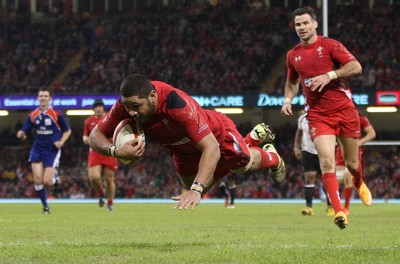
[284,97,292,104]
[327,71,337,80]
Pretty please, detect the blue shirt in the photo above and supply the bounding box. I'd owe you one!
[21,106,70,151]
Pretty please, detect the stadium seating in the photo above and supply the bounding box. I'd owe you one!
[1,125,398,200]
[1,2,399,200]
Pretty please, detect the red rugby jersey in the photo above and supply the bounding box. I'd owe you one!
[97,81,226,157]
[83,114,105,137]
[287,36,358,114]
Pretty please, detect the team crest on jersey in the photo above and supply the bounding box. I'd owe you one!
[316,46,324,57]
[45,118,52,126]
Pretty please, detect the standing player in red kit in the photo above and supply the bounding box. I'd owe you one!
[281,6,372,229]
[89,74,285,210]
[83,99,118,211]
[336,113,376,215]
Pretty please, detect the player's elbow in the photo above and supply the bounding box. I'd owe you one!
[354,61,363,76]
[207,142,221,161]
[213,145,221,160]
[370,130,376,140]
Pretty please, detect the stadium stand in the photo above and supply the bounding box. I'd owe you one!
[1,125,399,200]
[0,1,399,201]
[2,2,399,95]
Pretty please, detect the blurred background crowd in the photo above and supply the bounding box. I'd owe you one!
[1,0,399,96]
[0,0,399,201]
[1,124,399,200]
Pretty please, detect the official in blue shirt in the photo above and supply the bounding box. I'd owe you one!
[16,88,71,214]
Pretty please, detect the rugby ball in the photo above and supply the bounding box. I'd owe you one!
[112,118,145,164]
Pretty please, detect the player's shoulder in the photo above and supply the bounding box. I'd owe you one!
[112,98,126,111]
[288,43,302,54]
[108,99,130,120]
[85,115,95,122]
[48,106,63,115]
[151,80,174,90]
[320,36,340,44]
[29,108,41,117]
[320,36,345,50]
[151,81,191,110]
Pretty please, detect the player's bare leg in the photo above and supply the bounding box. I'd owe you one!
[103,169,116,211]
[240,143,285,184]
[88,165,105,207]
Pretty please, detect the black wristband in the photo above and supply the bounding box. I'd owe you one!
[193,181,205,189]
[190,182,204,194]
[108,145,117,157]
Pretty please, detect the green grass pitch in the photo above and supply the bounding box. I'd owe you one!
[0,202,399,263]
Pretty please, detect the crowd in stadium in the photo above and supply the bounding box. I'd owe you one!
[0,1,399,202]
[2,2,399,96]
[1,124,399,200]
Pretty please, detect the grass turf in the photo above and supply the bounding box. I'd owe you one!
[0,202,399,263]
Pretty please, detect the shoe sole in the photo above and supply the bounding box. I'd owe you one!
[270,158,286,184]
[260,123,275,143]
[334,216,348,229]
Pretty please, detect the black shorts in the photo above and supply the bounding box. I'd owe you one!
[301,151,321,175]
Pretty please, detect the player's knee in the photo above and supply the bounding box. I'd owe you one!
[104,173,114,182]
[43,178,53,187]
[345,160,359,172]
[231,151,254,174]
[319,158,335,172]
[89,174,101,181]
[303,172,316,184]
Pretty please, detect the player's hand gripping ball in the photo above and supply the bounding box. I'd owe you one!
[112,118,145,164]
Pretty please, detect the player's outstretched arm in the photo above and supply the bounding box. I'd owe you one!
[172,133,220,210]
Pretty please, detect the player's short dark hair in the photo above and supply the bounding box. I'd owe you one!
[93,99,105,108]
[293,6,317,21]
[38,87,53,97]
[120,74,154,98]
